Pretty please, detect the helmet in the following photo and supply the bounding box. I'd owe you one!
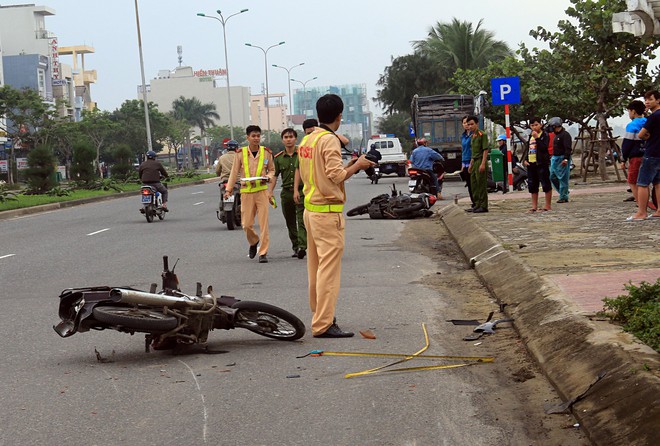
[416,138,428,146]
[146,150,156,159]
[547,117,563,128]
[496,134,507,142]
[370,143,376,149]
[226,140,239,151]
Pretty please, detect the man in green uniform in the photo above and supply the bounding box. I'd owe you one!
[466,115,490,213]
[270,128,307,259]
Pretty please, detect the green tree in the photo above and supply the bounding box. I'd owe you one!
[375,53,451,114]
[171,96,220,169]
[70,140,96,184]
[522,0,660,178]
[79,109,117,178]
[414,18,514,76]
[109,100,169,159]
[0,85,54,184]
[109,143,134,181]
[25,145,56,193]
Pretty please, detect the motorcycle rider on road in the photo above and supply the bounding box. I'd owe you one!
[410,138,444,200]
[216,140,238,181]
[365,143,382,183]
[139,150,169,210]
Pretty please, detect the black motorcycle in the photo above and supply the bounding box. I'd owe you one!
[217,181,242,230]
[346,184,435,219]
[53,256,306,351]
[408,160,445,195]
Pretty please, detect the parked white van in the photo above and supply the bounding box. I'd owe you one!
[367,135,408,177]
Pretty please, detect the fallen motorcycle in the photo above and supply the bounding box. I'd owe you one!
[53,256,305,351]
[346,184,436,219]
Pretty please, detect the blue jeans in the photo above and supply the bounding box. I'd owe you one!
[550,156,569,201]
[636,156,660,186]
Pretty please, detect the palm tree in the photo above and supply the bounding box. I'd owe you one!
[413,18,513,77]
[171,96,220,169]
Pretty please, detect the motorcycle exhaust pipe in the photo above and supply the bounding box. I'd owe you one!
[110,288,202,309]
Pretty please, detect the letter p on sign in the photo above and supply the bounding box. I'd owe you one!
[491,77,521,106]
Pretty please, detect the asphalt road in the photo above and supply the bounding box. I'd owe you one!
[0,174,548,446]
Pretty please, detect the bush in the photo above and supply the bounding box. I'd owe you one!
[0,180,18,202]
[25,145,56,193]
[110,143,134,181]
[602,279,660,352]
[70,141,96,184]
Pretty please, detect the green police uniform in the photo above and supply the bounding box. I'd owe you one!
[470,129,490,211]
[274,148,307,253]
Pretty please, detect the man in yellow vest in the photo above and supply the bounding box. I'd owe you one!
[225,125,275,263]
[298,94,374,337]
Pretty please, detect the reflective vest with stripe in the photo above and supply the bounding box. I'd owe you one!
[299,131,344,213]
[240,146,268,193]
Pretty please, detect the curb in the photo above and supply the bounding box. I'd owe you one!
[438,203,659,446]
[0,177,221,221]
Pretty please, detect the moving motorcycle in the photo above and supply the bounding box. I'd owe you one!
[139,185,166,223]
[217,181,241,230]
[53,256,306,351]
[347,184,436,219]
[408,160,445,195]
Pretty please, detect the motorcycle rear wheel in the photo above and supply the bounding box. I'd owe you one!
[347,204,369,216]
[232,301,305,341]
[226,210,236,230]
[145,207,154,223]
[93,306,178,332]
[392,201,425,217]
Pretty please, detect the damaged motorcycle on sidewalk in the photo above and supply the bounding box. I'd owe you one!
[346,184,436,219]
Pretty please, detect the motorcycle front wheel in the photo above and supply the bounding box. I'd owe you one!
[346,204,369,216]
[232,301,305,341]
[93,306,178,332]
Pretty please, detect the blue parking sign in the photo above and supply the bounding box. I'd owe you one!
[491,77,521,105]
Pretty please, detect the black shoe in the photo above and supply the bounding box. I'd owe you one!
[465,208,474,212]
[623,196,635,202]
[162,207,169,212]
[297,249,306,259]
[259,255,268,263]
[472,207,488,213]
[313,323,354,338]
[249,242,259,259]
[291,249,299,258]
[556,198,569,203]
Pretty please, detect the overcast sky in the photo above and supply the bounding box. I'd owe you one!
[43,0,575,115]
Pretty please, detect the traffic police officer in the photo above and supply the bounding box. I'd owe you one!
[299,94,373,338]
[225,125,275,263]
[271,128,307,259]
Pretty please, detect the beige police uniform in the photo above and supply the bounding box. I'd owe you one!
[298,128,349,336]
[226,146,275,256]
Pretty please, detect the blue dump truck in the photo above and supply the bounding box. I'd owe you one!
[410,94,477,174]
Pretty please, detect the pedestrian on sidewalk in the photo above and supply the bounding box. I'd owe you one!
[466,115,490,213]
[620,100,647,205]
[548,117,572,203]
[298,94,373,338]
[629,90,660,221]
[523,117,552,212]
[225,125,275,263]
[460,116,475,209]
[270,128,307,259]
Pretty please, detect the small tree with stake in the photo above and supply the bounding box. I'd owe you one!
[25,145,56,194]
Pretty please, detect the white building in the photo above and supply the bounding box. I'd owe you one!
[143,65,251,129]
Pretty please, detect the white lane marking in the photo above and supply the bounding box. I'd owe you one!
[0,254,16,260]
[193,202,204,206]
[191,191,204,195]
[87,228,110,236]
[179,360,208,443]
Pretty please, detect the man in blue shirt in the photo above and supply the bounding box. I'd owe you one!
[460,116,474,208]
[620,100,647,204]
[630,90,660,220]
[410,138,444,199]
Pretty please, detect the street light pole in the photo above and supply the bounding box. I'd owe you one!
[245,41,285,144]
[134,0,152,152]
[291,77,318,117]
[197,9,248,141]
[272,63,304,125]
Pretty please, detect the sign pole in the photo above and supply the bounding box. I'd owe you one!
[504,104,513,192]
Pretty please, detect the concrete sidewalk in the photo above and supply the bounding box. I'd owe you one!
[439,181,659,446]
